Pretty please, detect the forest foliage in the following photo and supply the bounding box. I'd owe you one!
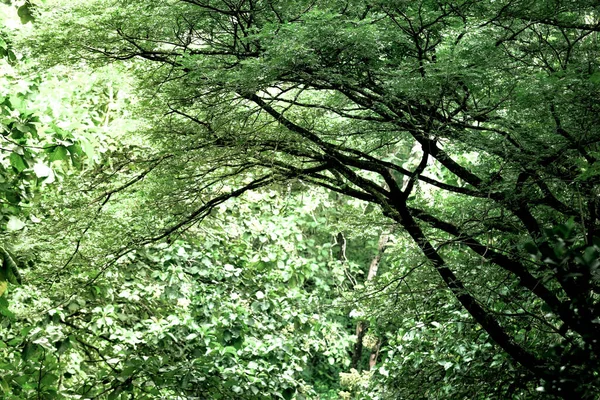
[1,0,600,399]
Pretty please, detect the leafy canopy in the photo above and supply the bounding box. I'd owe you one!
[12,0,600,398]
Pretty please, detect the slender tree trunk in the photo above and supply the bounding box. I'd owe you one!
[367,233,389,281]
[369,338,382,370]
[350,232,389,371]
[350,321,368,370]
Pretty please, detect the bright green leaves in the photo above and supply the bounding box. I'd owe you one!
[0,29,118,230]
[0,8,144,400]
[0,90,69,225]
[13,0,600,397]
[3,188,358,399]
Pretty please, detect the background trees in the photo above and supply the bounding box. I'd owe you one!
[0,0,599,398]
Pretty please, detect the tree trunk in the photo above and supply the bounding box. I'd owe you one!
[369,338,382,370]
[350,321,368,370]
[350,232,389,371]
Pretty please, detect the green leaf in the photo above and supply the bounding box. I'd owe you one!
[15,123,32,134]
[231,336,244,350]
[582,246,598,266]
[282,388,295,400]
[49,146,69,162]
[67,143,83,157]
[41,373,58,387]
[67,143,83,167]
[0,376,9,393]
[10,128,24,140]
[8,95,24,111]
[56,338,71,354]
[108,387,123,400]
[80,139,96,162]
[5,191,20,205]
[590,72,600,84]
[17,3,34,24]
[0,305,14,318]
[222,346,238,356]
[9,153,27,172]
[7,50,16,64]
[21,342,36,361]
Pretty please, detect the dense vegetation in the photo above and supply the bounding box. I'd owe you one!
[1,0,599,398]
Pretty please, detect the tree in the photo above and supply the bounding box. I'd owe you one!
[30,0,600,397]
